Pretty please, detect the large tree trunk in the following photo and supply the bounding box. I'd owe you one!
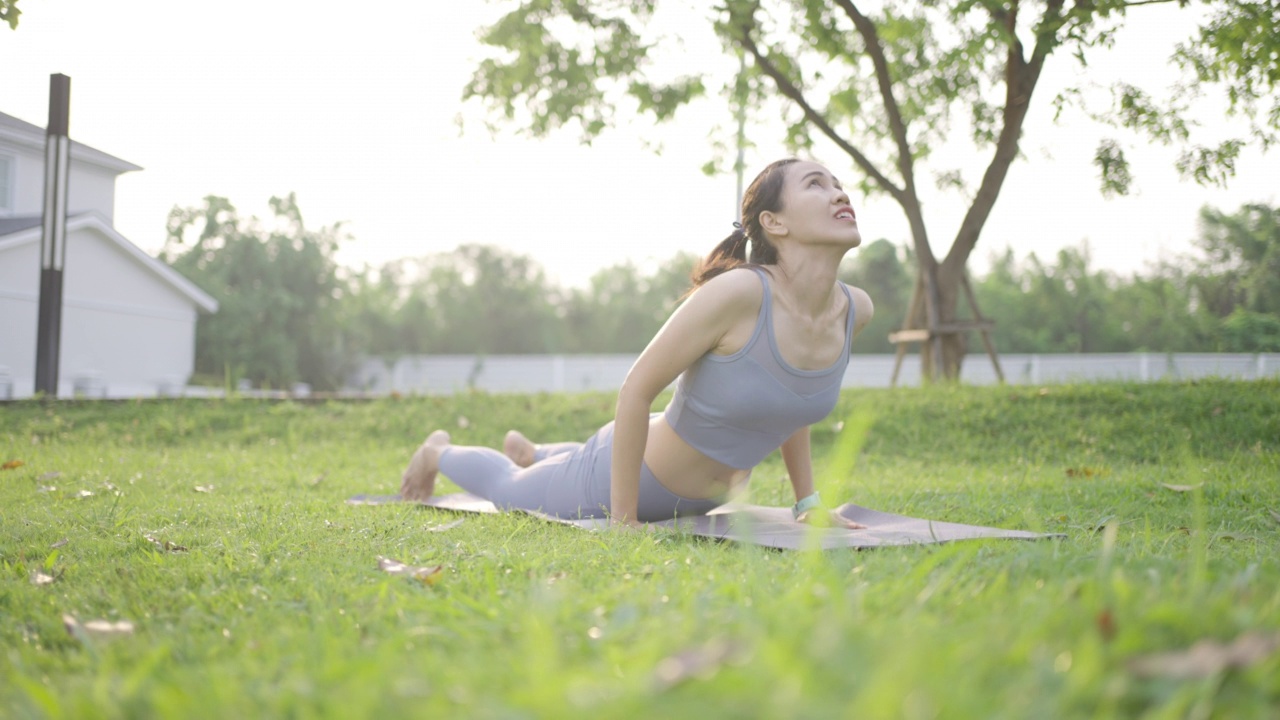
[916,261,967,381]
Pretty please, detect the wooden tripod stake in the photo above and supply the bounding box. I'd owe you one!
[889,272,1004,386]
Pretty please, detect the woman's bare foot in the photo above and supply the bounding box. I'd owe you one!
[503,429,537,468]
[400,430,451,501]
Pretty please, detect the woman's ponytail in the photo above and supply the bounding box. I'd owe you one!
[689,227,749,288]
[685,158,798,295]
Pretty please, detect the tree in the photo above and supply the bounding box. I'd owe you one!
[462,0,1274,379]
[397,245,565,354]
[163,194,350,390]
[1082,0,1280,192]
[563,252,699,352]
[838,238,912,353]
[1189,202,1280,351]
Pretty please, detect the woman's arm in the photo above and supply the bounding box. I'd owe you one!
[779,426,816,503]
[781,425,865,529]
[609,270,761,526]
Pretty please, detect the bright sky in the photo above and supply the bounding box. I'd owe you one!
[4,0,1275,288]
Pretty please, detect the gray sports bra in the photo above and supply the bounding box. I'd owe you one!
[662,267,855,469]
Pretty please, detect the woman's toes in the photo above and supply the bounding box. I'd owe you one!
[401,445,440,501]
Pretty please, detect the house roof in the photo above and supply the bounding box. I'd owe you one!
[0,212,218,314]
[0,215,43,236]
[0,111,143,174]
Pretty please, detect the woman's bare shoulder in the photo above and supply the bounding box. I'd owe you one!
[686,267,766,312]
[841,283,875,332]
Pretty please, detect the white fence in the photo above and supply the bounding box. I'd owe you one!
[347,353,1279,395]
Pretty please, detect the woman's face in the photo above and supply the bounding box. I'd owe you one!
[764,161,861,249]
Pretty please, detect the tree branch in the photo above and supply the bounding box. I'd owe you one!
[945,0,1065,277]
[831,0,917,199]
[733,20,906,203]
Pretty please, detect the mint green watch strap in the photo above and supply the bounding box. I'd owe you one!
[793,491,822,520]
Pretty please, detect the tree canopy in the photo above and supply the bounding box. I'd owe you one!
[162,194,350,390]
[1,0,19,31]
[461,0,1277,378]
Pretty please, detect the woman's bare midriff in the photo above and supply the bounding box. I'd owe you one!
[642,414,751,500]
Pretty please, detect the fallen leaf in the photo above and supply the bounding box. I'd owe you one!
[1066,467,1107,478]
[1211,406,1224,416]
[1161,483,1204,493]
[1128,632,1280,679]
[75,490,94,498]
[38,471,61,481]
[2,459,25,470]
[1268,509,1280,525]
[63,614,135,639]
[1096,608,1116,642]
[308,474,326,487]
[427,519,465,533]
[31,571,56,586]
[651,638,750,692]
[51,538,68,549]
[144,534,188,553]
[37,485,57,493]
[193,485,213,493]
[377,556,444,585]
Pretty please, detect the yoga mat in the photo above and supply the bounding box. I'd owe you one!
[347,493,1062,550]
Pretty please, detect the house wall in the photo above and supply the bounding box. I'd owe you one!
[0,225,198,398]
[0,139,120,221]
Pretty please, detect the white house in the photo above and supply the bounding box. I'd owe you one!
[0,110,218,399]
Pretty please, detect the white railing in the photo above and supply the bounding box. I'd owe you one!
[347,353,1278,395]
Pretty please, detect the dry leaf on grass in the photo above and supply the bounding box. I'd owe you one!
[2,459,24,470]
[31,571,57,586]
[193,485,213,493]
[144,534,188,553]
[75,490,94,498]
[1096,608,1117,642]
[651,638,750,692]
[63,614,135,640]
[1128,632,1280,679]
[1160,483,1204,493]
[51,538,68,549]
[1066,467,1107,478]
[377,556,444,585]
[1268,509,1280,525]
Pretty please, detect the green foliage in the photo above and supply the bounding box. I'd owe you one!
[1087,0,1279,191]
[1192,203,1280,315]
[1218,308,1280,352]
[1,381,1278,716]
[0,0,19,31]
[838,238,914,353]
[163,194,349,390]
[561,253,698,352]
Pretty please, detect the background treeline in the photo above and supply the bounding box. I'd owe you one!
[163,197,1280,390]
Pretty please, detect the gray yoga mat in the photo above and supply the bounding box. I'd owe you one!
[347,493,1061,550]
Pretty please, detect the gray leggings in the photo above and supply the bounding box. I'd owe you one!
[437,419,725,522]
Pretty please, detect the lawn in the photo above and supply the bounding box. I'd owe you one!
[2,380,1278,718]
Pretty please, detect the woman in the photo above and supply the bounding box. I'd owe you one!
[401,158,873,529]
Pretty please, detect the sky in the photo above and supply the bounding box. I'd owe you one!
[3,0,1276,289]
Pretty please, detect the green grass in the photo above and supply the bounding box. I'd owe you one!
[2,380,1278,719]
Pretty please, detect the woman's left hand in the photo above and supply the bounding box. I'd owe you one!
[797,508,866,530]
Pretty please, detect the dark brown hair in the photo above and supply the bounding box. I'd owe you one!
[689,158,799,291]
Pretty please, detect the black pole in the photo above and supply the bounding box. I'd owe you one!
[35,73,71,397]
